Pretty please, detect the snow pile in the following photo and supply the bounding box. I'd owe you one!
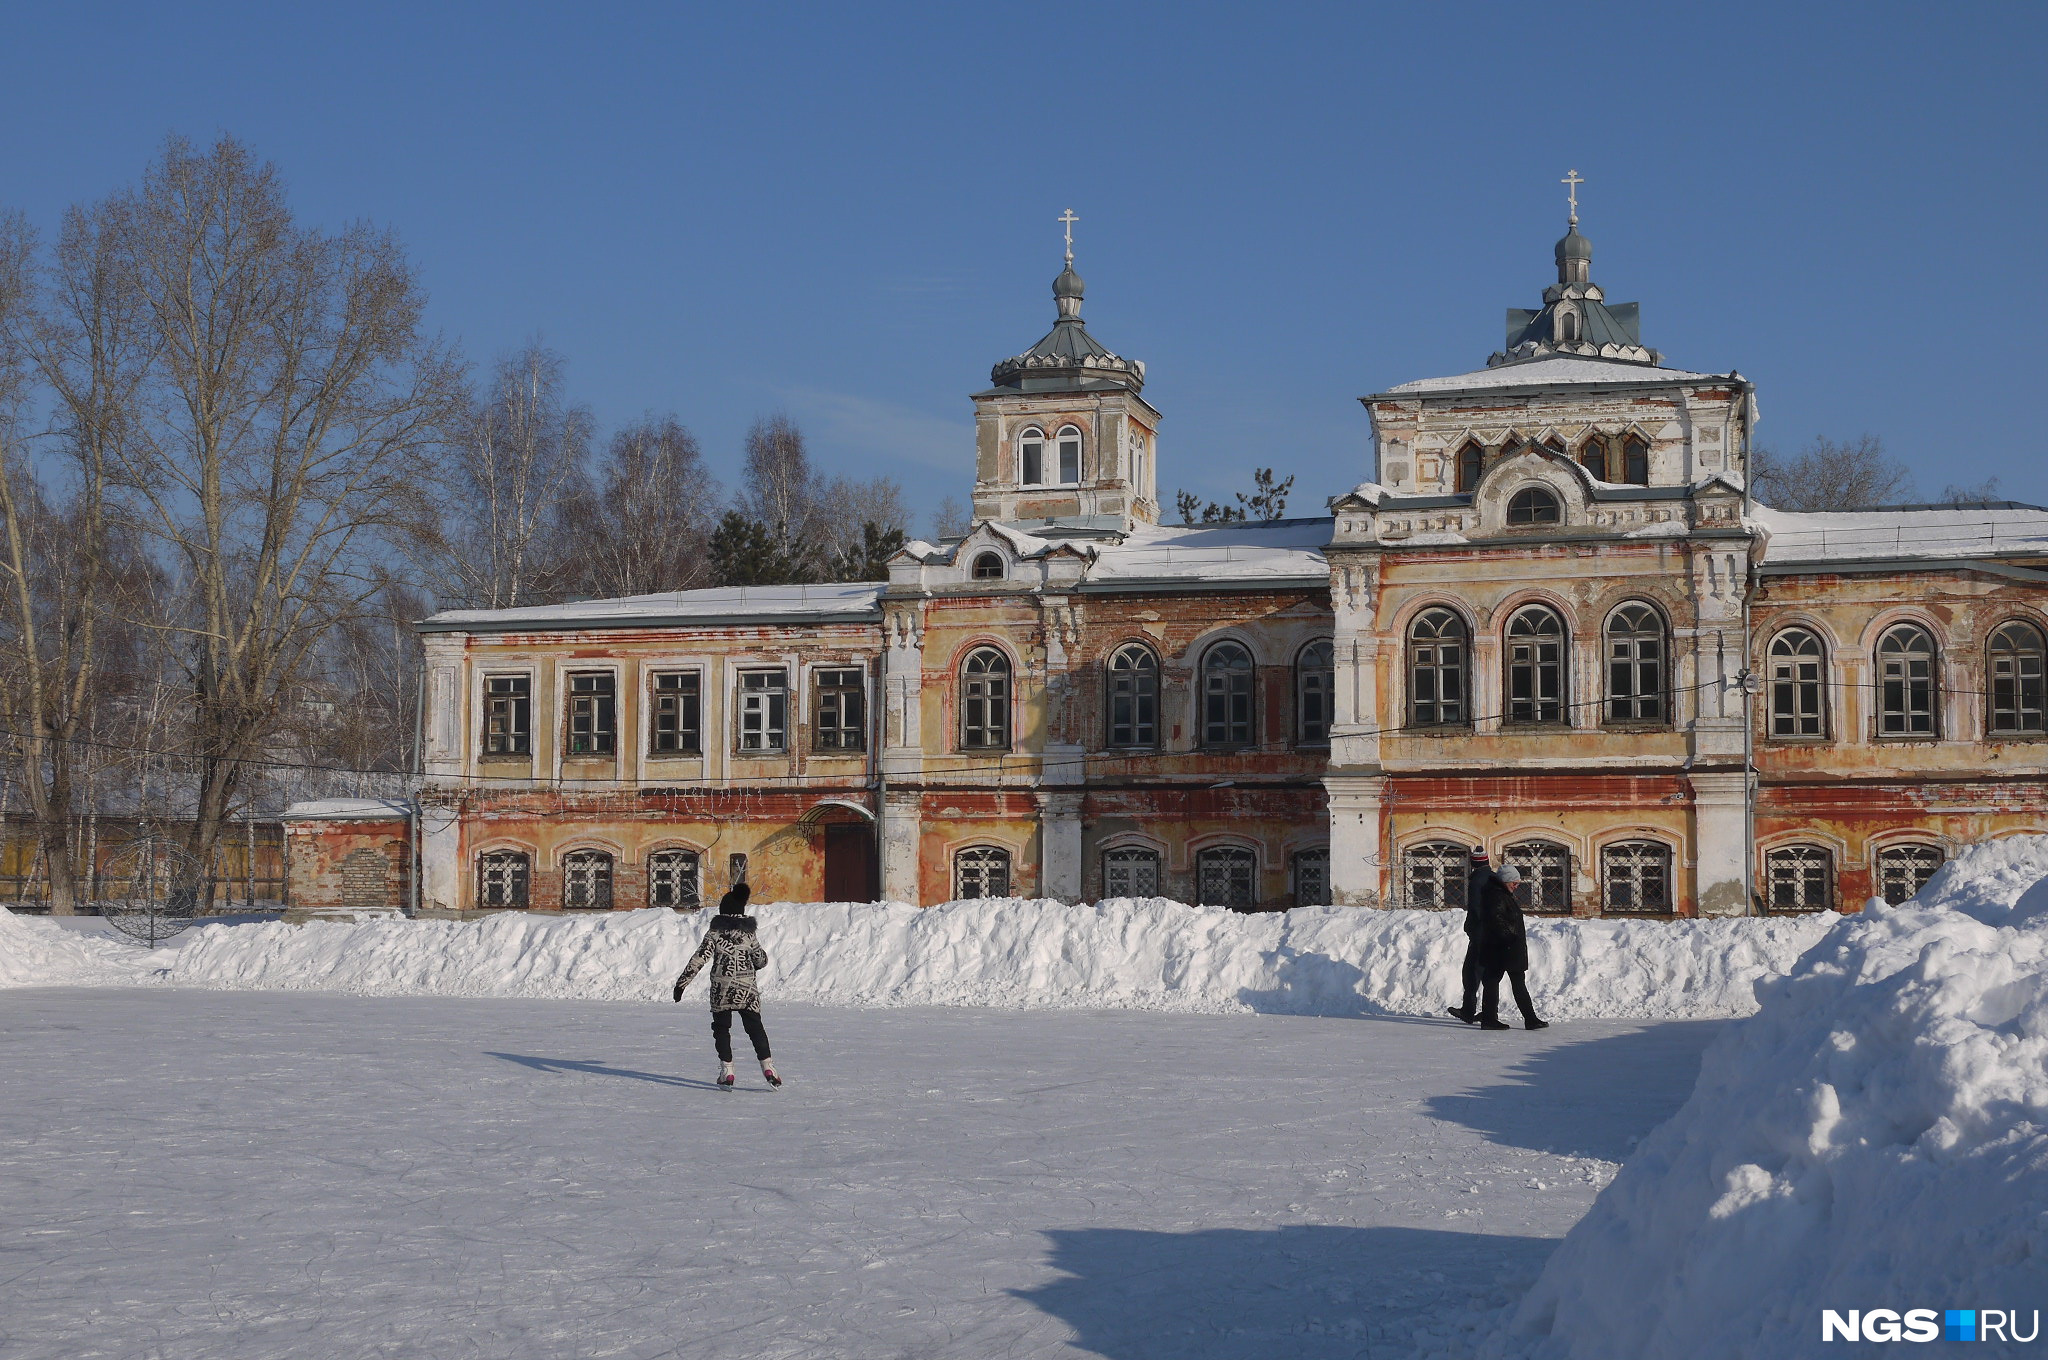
[1511,835,2048,1359]
[0,908,147,988]
[135,897,1832,1019]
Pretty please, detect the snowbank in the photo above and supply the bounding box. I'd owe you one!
[1512,835,2048,1358]
[0,909,148,988]
[1,896,1831,1020]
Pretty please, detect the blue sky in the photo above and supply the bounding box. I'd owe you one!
[8,2,2045,527]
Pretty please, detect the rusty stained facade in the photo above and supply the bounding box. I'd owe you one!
[353,215,2048,920]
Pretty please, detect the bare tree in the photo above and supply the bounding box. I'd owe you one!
[1939,476,2005,506]
[739,412,818,554]
[558,413,720,598]
[438,344,591,608]
[813,473,907,570]
[1751,434,1913,511]
[108,135,459,901]
[930,495,970,539]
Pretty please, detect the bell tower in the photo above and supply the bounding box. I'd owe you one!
[969,212,1161,532]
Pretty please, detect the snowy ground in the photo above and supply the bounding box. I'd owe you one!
[0,989,1720,1360]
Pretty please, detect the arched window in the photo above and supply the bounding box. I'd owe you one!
[971,552,1005,580]
[1195,845,1257,910]
[954,846,1011,900]
[1602,841,1672,913]
[1622,434,1650,485]
[1105,644,1159,748]
[1201,641,1256,747]
[1988,621,2046,734]
[959,648,1012,750]
[1606,603,1666,722]
[1018,428,1046,486]
[1764,845,1833,913]
[1403,841,1467,911]
[1505,606,1567,725]
[1295,639,1335,745]
[1056,425,1083,485]
[1876,843,1945,905]
[476,850,530,909]
[1408,608,1468,727]
[1502,840,1571,913]
[1877,623,1938,736]
[1558,309,1579,342]
[1768,628,1827,738]
[1455,442,1485,494]
[1578,437,1607,480]
[1506,487,1561,527]
[647,849,701,911]
[562,849,614,910]
[1292,847,1330,907]
[1102,846,1160,898]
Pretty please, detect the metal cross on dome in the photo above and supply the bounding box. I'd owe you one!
[1561,169,1585,227]
[1059,208,1079,265]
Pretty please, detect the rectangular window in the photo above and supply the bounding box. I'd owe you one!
[1022,438,1043,485]
[737,669,788,753]
[565,672,616,756]
[482,675,531,756]
[1770,658,1825,737]
[813,667,866,752]
[649,672,702,755]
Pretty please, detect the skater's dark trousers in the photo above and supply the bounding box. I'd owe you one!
[1458,942,1481,1015]
[1480,965,1540,1027]
[712,1008,771,1062]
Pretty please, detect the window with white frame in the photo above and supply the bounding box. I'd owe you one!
[1768,628,1827,738]
[1764,845,1833,912]
[565,672,616,756]
[1292,848,1330,907]
[1601,841,1672,913]
[1989,621,2046,735]
[647,849,701,910]
[649,672,701,755]
[737,669,788,753]
[1296,639,1334,745]
[562,850,613,910]
[1019,428,1045,486]
[1196,846,1257,910]
[1102,846,1160,899]
[1605,603,1666,722]
[1503,840,1571,913]
[1403,841,1467,911]
[482,674,531,756]
[1056,425,1082,484]
[1201,642,1256,747]
[1408,609,1468,727]
[955,846,1011,900]
[1876,624,1938,736]
[476,850,530,909]
[959,648,1011,750]
[1876,843,1944,905]
[1105,644,1159,748]
[813,667,866,752]
[1505,607,1567,725]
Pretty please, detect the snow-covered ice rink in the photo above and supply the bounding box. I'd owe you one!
[0,989,1720,1360]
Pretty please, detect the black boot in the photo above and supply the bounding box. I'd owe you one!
[1446,1006,1476,1025]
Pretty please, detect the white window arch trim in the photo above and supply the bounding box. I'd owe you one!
[1017,426,1048,486]
[1055,424,1083,486]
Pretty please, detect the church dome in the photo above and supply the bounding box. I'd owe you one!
[1053,265,1085,299]
[1554,228,1592,263]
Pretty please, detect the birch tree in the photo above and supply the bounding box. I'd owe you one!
[558,413,719,598]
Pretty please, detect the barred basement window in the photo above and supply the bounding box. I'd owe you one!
[959,648,1011,750]
[565,672,616,756]
[1404,841,1467,911]
[1106,644,1159,748]
[955,845,1010,900]
[1196,846,1257,910]
[1602,842,1671,914]
[482,675,531,756]
[813,667,866,752]
[647,849,701,910]
[561,850,613,910]
[1605,603,1666,722]
[1408,609,1468,727]
[1876,844,1944,905]
[1201,642,1255,747]
[1988,621,2046,734]
[1295,639,1334,745]
[649,672,701,755]
[1877,624,1938,736]
[1102,846,1160,898]
[1503,840,1571,913]
[737,669,788,753]
[1292,847,1330,907]
[1768,628,1827,738]
[476,850,530,909]
[1765,845,1833,912]
[1506,607,1567,725]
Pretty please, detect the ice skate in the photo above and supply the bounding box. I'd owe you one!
[717,1061,736,1087]
[761,1059,782,1088]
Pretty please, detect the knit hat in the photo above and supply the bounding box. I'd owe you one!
[716,882,752,915]
[1497,864,1523,884]
[1469,846,1490,863]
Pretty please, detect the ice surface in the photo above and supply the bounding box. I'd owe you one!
[0,988,1717,1360]
[1503,834,2048,1359]
[2,900,1834,1020]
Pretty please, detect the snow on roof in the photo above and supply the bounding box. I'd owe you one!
[423,583,884,631]
[1375,355,1731,397]
[282,798,413,821]
[1753,503,2048,566]
[1082,517,1330,585]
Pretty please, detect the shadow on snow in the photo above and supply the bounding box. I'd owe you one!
[485,1052,750,1093]
[1013,1223,1551,1360]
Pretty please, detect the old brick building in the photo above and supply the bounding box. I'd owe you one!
[295,209,2048,918]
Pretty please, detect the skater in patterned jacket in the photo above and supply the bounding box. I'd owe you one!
[672,882,781,1087]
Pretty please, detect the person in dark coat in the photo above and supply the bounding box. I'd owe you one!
[672,882,781,1087]
[1447,846,1497,1024]
[1477,864,1547,1031]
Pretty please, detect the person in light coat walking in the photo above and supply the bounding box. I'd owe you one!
[673,882,781,1087]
